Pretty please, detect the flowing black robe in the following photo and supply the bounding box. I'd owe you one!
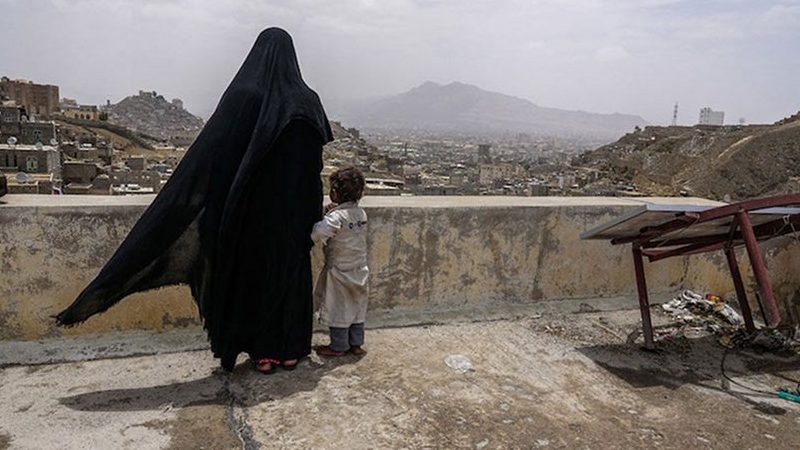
[55,28,333,370]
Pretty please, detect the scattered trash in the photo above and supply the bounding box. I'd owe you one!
[661,290,800,354]
[445,354,474,373]
[661,290,743,332]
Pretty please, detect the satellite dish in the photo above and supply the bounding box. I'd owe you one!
[16,172,30,183]
[7,136,17,145]
[50,138,58,146]
[35,142,44,150]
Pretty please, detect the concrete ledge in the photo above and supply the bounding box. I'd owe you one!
[1,194,798,340]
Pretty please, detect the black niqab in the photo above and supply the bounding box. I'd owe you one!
[56,28,333,370]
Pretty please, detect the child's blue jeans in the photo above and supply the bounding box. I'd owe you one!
[329,323,365,352]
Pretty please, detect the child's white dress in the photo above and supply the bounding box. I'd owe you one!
[311,201,369,328]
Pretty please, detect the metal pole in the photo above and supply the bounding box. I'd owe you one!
[737,211,781,327]
[632,245,655,349]
[724,246,755,332]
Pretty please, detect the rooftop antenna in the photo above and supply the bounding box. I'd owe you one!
[671,102,679,126]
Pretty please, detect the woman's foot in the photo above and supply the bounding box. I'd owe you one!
[314,345,346,357]
[281,359,299,371]
[254,358,278,375]
[349,346,367,356]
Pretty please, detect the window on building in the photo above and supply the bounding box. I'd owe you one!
[26,156,38,172]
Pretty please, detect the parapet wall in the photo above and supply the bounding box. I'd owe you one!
[1,195,798,340]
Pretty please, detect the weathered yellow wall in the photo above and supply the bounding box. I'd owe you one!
[1,195,798,340]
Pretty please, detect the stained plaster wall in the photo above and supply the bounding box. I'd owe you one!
[1,195,797,340]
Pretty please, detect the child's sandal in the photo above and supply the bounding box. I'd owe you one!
[313,345,346,357]
[349,346,367,356]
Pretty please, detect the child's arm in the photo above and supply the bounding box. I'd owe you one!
[311,212,341,246]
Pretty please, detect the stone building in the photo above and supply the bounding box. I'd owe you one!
[110,170,162,193]
[4,172,56,194]
[19,121,56,145]
[0,103,57,145]
[61,142,113,165]
[0,77,60,118]
[0,143,60,175]
[62,161,101,185]
[0,104,22,135]
[124,155,146,171]
[62,104,100,121]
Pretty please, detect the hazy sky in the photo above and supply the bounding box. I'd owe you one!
[1,0,798,125]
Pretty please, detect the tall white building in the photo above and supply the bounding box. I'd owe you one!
[698,107,725,125]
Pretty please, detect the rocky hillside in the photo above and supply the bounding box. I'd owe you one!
[575,112,800,200]
[333,81,646,139]
[107,91,204,141]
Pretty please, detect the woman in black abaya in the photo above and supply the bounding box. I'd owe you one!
[56,28,333,373]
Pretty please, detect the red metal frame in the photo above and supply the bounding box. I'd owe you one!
[618,193,800,349]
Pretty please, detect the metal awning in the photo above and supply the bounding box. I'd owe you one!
[581,194,800,349]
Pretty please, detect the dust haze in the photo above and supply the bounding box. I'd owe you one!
[1,0,798,124]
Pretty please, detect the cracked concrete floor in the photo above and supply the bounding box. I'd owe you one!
[1,310,800,449]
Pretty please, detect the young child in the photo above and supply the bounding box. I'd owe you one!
[311,166,369,356]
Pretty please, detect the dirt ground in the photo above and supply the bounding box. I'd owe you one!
[1,309,798,449]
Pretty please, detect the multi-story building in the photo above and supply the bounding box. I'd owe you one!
[19,121,56,145]
[698,107,725,126]
[0,143,60,175]
[479,163,524,185]
[0,103,57,145]
[0,77,60,118]
[478,144,492,164]
[0,104,21,136]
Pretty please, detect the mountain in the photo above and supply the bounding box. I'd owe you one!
[574,112,800,200]
[332,81,646,139]
[107,90,204,141]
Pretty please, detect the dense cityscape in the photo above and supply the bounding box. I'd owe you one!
[2,75,793,202]
[0,75,651,199]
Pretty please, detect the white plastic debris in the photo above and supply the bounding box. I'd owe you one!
[661,289,743,326]
[444,354,474,373]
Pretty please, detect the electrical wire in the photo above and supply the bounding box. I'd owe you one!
[719,347,782,397]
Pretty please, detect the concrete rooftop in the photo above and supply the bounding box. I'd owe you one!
[1,308,799,450]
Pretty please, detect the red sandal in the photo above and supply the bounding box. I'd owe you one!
[254,358,279,375]
[281,359,299,371]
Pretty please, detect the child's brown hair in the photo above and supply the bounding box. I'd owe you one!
[329,166,365,203]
